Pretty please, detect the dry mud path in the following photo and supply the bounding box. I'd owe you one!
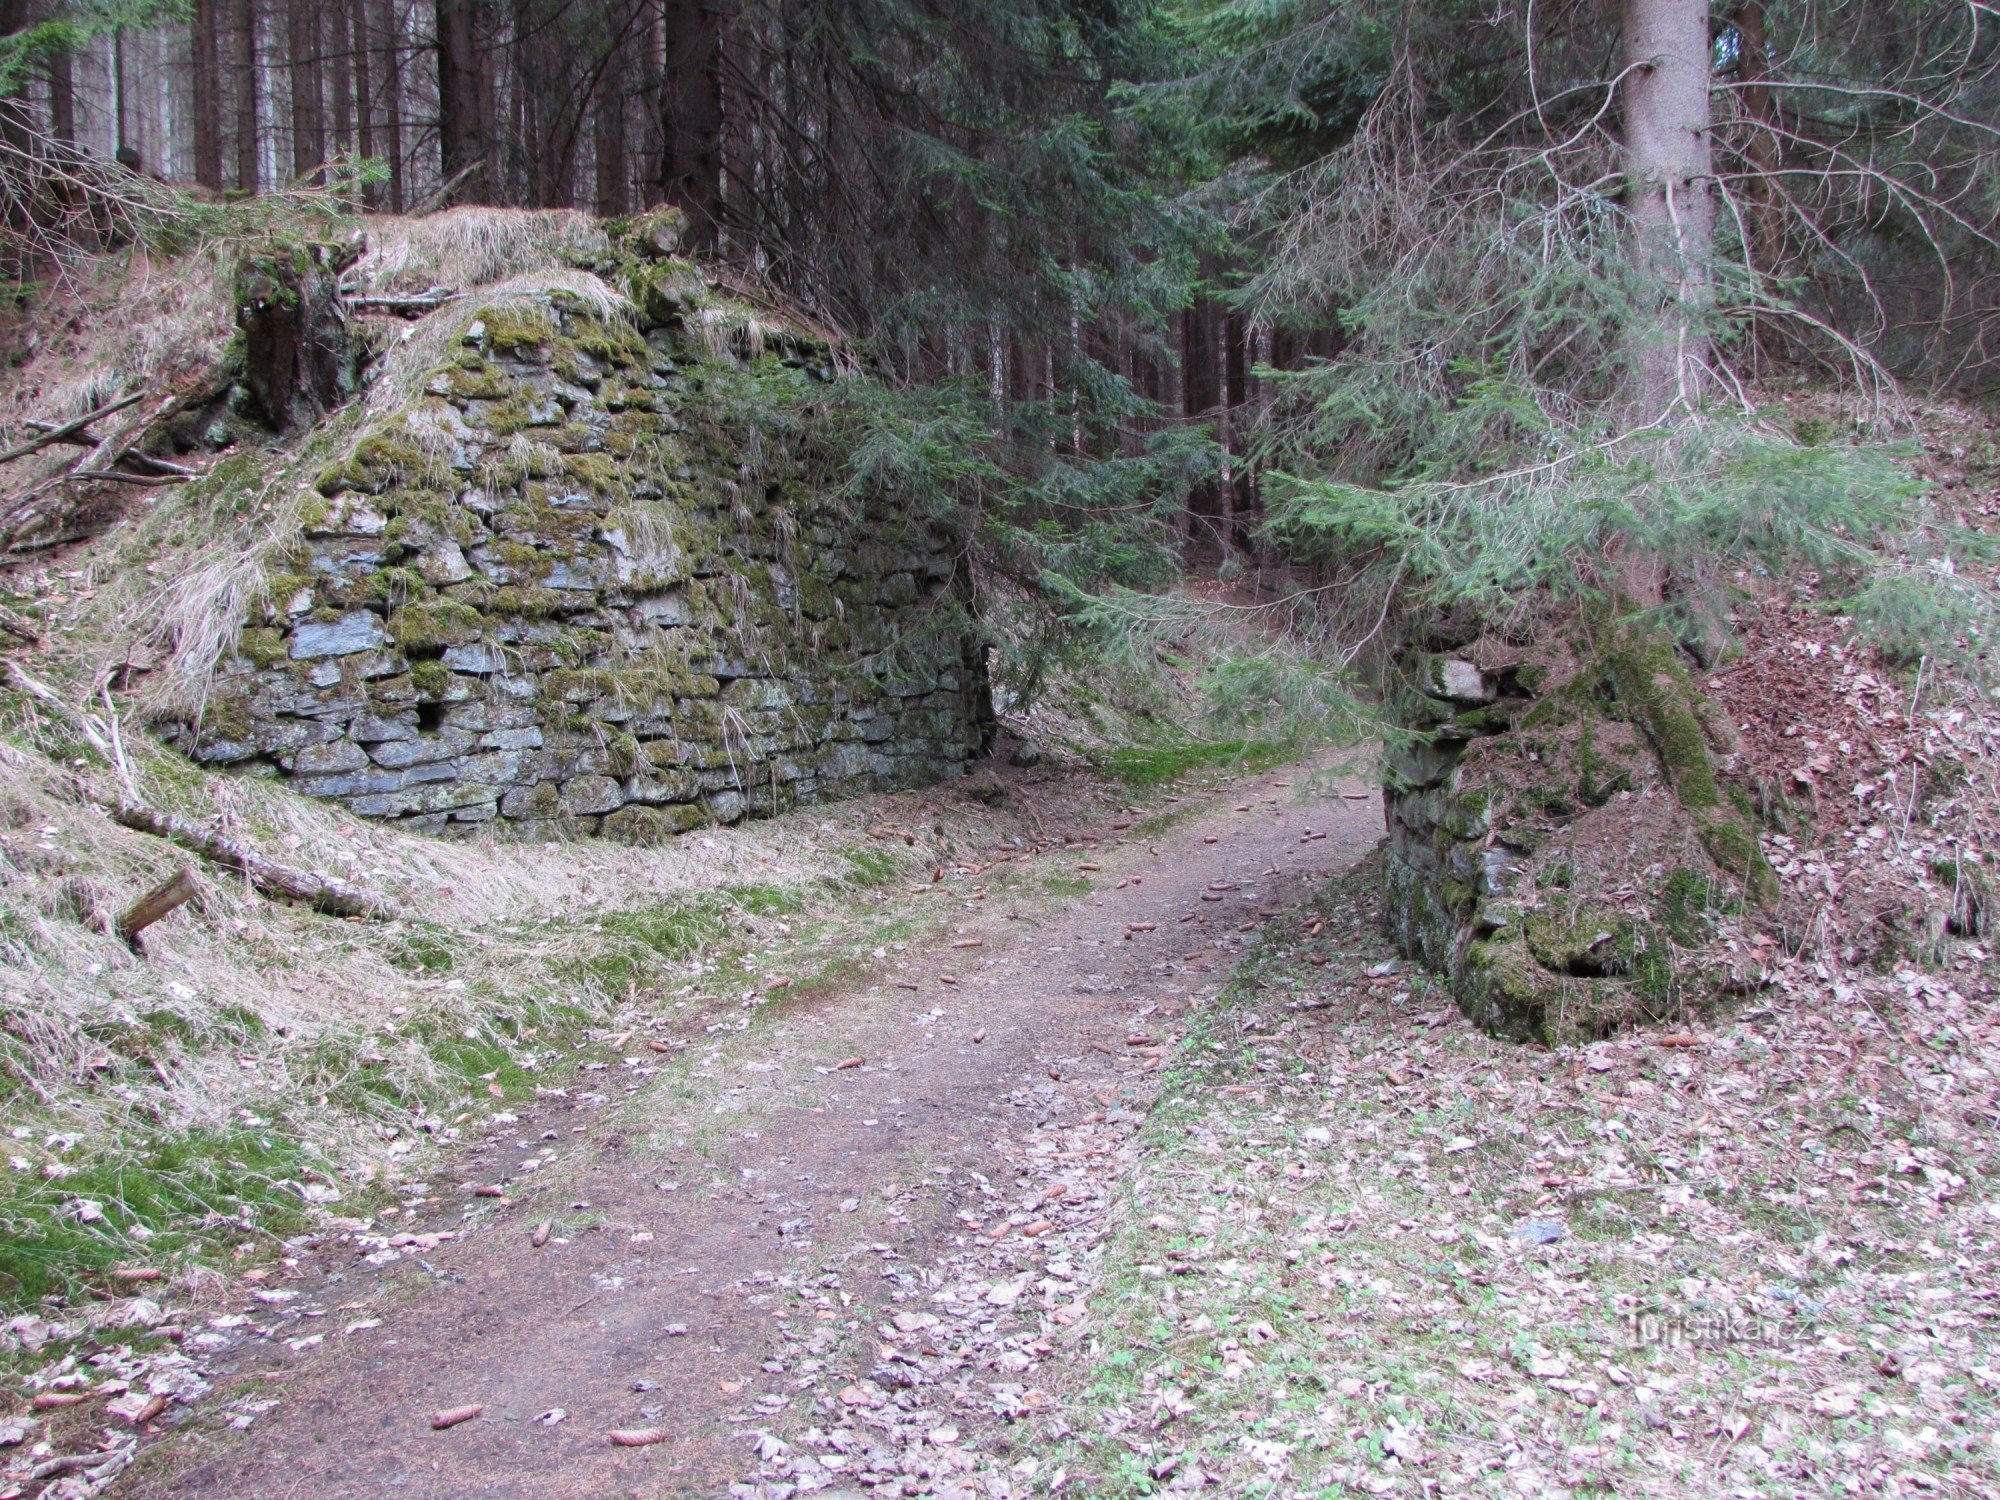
[132,767,1381,1499]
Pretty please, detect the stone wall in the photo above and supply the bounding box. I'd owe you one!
[1381,635,1772,1045]
[171,243,993,838]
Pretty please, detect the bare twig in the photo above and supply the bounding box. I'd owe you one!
[0,392,147,467]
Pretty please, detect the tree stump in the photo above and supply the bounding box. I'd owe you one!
[234,233,365,432]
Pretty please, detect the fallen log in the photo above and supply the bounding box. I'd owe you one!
[116,866,200,947]
[3,663,400,922]
[71,468,191,486]
[105,799,400,921]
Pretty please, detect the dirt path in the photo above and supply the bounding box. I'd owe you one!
[129,767,1381,1499]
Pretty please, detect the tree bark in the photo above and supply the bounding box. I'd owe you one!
[233,0,259,190]
[116,868,200,948]
[378,0,403,209]
[434,0,484,200]
[1182,292,1222,538]
[329,0,353,168]
[1621,0,1715,420]
[46,45,75,141]
[287,0,325,182]
[190,0,225,189]
[352,0,375,203]
[594,39,628,215]
[661,0,722,250]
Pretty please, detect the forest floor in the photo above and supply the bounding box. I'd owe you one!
[69,761,1376,1500]
[9,731,1986,1500]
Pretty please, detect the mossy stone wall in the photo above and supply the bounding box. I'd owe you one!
[1382,636,1771,1046]
[171,276,994,839]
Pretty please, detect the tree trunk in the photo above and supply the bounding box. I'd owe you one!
[1621,0,1715,420]
[1182,293,1222,541]
[235,237,362,431]
[594,41,628,215]
[190,0,225,189]
[636,0,664,199]
[233,0,259,190]
[661,0,722,250]
[435,0,484,201]
[287,0,325,182]
[352,0,375,204]
[45,39,75,140]
[1733,0,1783,364]
[0,0,29,166]
[378,0,403,209]
[329,0,353,169]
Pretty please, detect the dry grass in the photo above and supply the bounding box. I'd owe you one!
[356,207,608,294]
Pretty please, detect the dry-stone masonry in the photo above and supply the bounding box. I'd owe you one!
[171,230,994,838]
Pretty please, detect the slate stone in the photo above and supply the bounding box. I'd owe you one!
[290,611,387,659]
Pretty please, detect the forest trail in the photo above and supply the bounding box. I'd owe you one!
[130,766,1380,1499]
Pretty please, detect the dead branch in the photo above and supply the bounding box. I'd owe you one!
[116,867,201,948]
[346,287,460,316]
[0,392,147,467]
[103,799,401,921]
[4,661,400,922]
[70,469,190,487]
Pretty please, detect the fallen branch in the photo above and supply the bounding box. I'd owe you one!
[71,469,191,486]
[4,661,401,922]
[0,391,146,467]
[0,604,40,643]
[346,287,459,316]
[105,799,401,921]
[116,867,200,948]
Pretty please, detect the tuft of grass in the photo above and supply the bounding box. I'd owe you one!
[0,1129,323,1307]
[1096,736,1290,787]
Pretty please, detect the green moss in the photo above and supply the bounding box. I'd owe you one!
[478,303,559,352]
[1575,722,1633,807]
[489,539,553,579]
[570,321,651,369]
[317,432,446,497]
[388,599,485,654]
[484,585,570,618]
[1659,866,1736,945]
[369,566,429,605]
[236,626,287,668]
[409,659,452,699]
[560,452,624,493]
[1606,623,1719,811]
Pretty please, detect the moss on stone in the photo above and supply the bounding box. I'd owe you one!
[409,658,452,699]
[317,432,447,497]
[388,599,485,654]
[479,304,558,352]
[236,626,287,667]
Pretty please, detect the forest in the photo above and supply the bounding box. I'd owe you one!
[0,2,1996,1498]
